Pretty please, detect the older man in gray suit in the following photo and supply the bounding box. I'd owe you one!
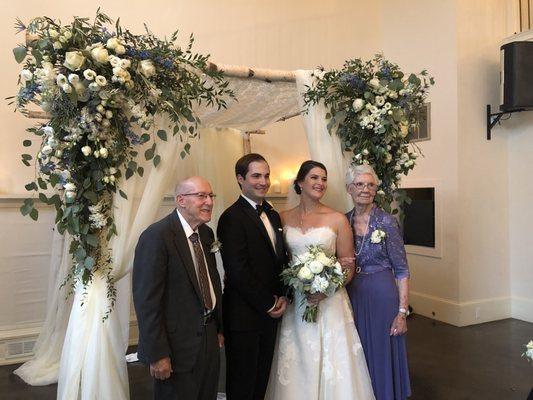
[133,176,223,400]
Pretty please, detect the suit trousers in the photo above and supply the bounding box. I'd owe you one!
[225,322,278,400]
[153,318,219,400]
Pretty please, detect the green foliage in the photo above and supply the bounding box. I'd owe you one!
[303,54,434,211]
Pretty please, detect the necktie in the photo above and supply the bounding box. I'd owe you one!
[256,204,265,215]
[188,232,213,310]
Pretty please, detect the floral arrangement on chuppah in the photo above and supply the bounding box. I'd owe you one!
[524,340,533,364]
[303,54,434,214]
[10,10,232,313]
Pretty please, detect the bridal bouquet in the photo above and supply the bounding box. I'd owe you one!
[281,245,347,323]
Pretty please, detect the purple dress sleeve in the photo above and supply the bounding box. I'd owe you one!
[380,212,410,279]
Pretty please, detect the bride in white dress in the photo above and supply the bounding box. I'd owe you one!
[265,161,375,400]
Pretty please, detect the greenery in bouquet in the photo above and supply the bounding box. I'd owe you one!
[303,54,434,214]
[281,245,347,322]
[9,10,233,314]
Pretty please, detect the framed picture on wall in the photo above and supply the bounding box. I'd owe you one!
[408,102,431,142]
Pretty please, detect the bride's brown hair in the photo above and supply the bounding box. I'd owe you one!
[293,160,327,195]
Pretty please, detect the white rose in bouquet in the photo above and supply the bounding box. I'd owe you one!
[308,260,324,274]
[316,252,333,267]
[334,261,343,275]
[91,46,109,63]
[140,60,156,78]
[41,145,53,155]
[115,45,126,55]
[297,266,314,281]
[311,275,329,293]
[63,51,86,71]
[352,98,365,112]
[56,74,67,86]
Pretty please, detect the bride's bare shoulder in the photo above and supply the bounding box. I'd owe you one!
[280,207,299,225]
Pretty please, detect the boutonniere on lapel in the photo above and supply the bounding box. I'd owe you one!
[370,229,386,244]
[210,239,222,253]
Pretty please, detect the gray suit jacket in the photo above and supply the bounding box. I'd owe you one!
[132,210,223,372]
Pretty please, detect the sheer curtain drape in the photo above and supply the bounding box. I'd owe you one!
[295,70,352,213]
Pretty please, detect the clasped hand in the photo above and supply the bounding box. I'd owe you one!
[268,296,288,318]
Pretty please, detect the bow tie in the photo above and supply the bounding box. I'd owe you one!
[256,204,266,215]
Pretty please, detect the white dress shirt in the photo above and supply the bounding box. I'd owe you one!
[176,210,216,310]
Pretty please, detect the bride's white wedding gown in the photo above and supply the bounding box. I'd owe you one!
[265,226,375,400]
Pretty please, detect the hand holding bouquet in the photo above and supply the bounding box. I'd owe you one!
[281,245,347,322]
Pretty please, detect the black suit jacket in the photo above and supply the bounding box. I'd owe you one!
[217,196,287,331]
[132,210,223,372]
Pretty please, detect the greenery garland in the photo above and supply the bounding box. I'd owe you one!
[303,54,434,214]
[10,10,233,314]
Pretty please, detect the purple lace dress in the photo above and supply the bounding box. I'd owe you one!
[346,206,411,400]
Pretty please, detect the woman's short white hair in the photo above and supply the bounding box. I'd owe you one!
[345,164,380,187]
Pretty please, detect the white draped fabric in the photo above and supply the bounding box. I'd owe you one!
[294,70,352,213]
[14,73,352,399]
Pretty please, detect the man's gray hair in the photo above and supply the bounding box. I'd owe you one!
[345,164,380,187]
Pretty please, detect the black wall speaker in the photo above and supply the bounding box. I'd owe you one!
[500,41,533,112]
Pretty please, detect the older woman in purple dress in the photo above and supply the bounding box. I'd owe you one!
[345,164,411,400]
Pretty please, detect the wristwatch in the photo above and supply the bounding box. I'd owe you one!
[398,307,408,317]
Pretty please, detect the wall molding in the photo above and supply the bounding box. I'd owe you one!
[410,291,516,326]
[511,296,533,323]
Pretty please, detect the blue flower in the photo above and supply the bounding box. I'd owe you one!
[139,51,150,60]
[162,59,173,69]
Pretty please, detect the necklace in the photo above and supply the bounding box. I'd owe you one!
[299,204,317,230]
[352,208,371,256]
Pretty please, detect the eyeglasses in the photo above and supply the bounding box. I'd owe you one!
[352,182,377,191]
[180,192,217,200]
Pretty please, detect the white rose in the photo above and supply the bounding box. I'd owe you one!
[120,59,131,69]
[109,175,116,183]
[311,275,329,293]
[64,182,76,191]
[63,30,72,40]
[370,230,382,243]
[49,29,59,39]
[103,176,110,183]
[362,149,369,156]
[352,98,365,112]
[20,69,33,82]
[63,51,85,71]
[41,145,53,155]
[377,189,385,196]
[62,83,72,93]
[43,126,54,136]
[55,150,63,157]
[65,191,76,199]
[297,266,314,281]
[369,78,380,89]
[109,167,117,175]
[139,60,156,78]
[115,45,126,55]
[109,56,121,68]
[316,253,333,267]
[91,46,109,63]
[89,82,100,91]
[105,110,113,119]
[81,146,92,156]
[102,119,111,127]
[56,74,67,86]
[53,41,62,50]
[308,260,324,274]
[106,37,120,50]
[83,69,96,81]
[375,96,385,106]
[68,74,80,84]
[95,75,107,87]
[93,150,100,158]
[99,148,108,158]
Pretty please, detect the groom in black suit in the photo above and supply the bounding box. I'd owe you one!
[133,176,223,400]
[217,153,288,400]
